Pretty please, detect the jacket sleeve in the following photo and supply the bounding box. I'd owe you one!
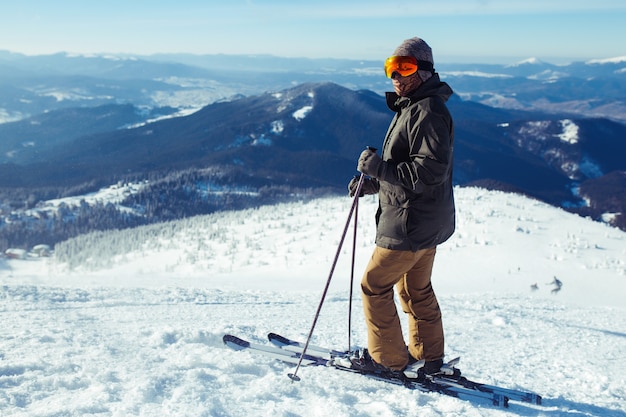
[380,101,453,192]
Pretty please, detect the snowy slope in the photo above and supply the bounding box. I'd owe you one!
[1,187,625,416]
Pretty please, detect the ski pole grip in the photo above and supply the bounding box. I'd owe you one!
[366,146,378,153]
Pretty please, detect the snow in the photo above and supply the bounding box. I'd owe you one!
[123,108,202,129]
[508,57,545,67]
[586,56,626,65]
[1,187,625,416]
[45,182,147,208]
[442,71,512,79]
[0,109,25,125]
[271,120,284,134]
[24,182,147,220]
[38,89,113,103]
[557,119,579,145]
[292,105,313,121]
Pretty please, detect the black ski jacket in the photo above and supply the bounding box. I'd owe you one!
[374,74,455,251]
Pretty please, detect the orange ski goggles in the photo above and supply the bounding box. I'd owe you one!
[384,56,434,78]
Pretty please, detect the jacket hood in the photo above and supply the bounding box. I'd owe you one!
[385,73,453,112]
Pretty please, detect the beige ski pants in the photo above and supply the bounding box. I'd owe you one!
[361,246,444,370]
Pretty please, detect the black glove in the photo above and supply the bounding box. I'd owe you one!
[357,149,383,177]
[357,149,396,183]
[348,175,379,197]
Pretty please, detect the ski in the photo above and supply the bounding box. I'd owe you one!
[224,333,508,408]
[329,355,508,408]
[431,374,542,405]
[268,332,349,358]
[268,332,541,406]
[223,334,327,366]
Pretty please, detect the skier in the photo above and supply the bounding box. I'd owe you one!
[348,37,455,377]
[550,276,562,294]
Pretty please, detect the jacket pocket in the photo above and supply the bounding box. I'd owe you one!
[376,201,408,245]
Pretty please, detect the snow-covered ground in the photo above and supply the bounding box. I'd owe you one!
[1,187,625,416]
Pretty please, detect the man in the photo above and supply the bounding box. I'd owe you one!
[348,37,455,376]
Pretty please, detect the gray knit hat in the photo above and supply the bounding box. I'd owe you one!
[392,37,434,80]
[393,37,434,65]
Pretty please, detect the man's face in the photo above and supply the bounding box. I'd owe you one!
[392,71,422,97]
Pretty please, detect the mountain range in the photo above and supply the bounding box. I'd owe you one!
[2,51,626,122]
[0,52,625,251]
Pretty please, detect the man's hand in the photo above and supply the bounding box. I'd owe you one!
[357,149,383,177]
[348,175,379,197]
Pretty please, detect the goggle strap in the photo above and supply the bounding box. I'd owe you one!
[415,60,434,73]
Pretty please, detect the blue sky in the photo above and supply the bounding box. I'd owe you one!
[1,0,625,64]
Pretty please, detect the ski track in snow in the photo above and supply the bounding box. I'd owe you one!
[1,187,625,417]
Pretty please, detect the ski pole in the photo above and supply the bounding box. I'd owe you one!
[347,191,358,353]
[288,172,366,382]
[348,146,376,352]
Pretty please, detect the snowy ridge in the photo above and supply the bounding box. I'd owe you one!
[1,187,625,416]
[46,187,624,306]
[586,56,626,65]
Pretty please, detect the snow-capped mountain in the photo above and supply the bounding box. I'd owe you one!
[2,51,626,124]
[1,52,625,253]
[1,188,624,416]
[1,81,625,255]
